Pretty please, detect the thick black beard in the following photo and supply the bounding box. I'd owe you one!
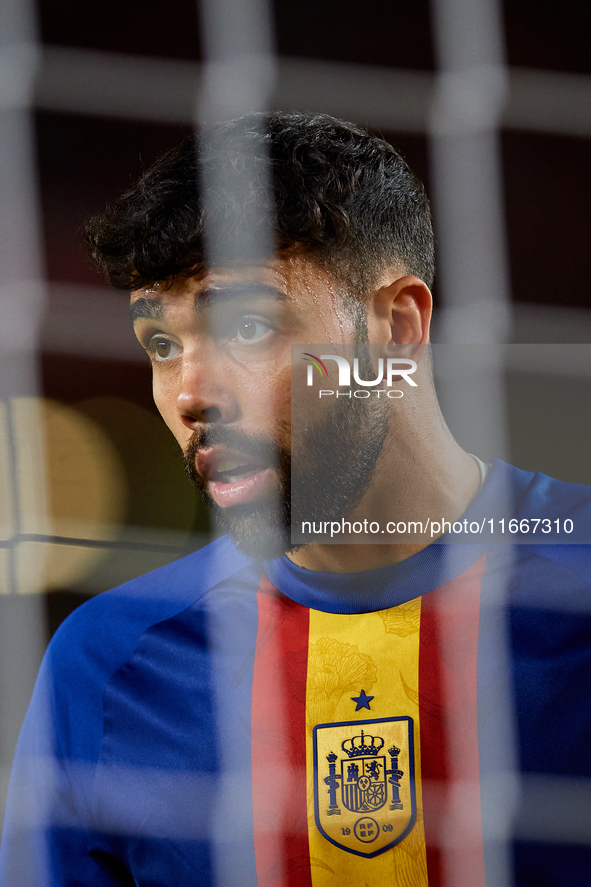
[183,387,390,561]
[290,392,389,531]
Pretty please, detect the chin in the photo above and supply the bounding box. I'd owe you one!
[211,497,294,561]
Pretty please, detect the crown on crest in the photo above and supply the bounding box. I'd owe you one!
[341,729,384,758]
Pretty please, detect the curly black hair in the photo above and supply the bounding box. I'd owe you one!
[84,112,434,295]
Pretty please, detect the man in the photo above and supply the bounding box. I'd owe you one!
[2,113,591,886]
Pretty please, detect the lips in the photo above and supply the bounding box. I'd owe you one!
[194,447,276,508]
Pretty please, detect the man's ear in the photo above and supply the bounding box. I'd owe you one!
[366,274,432,345]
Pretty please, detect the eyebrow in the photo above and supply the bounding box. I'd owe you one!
[130,284,285,323]
[130,297,163,323]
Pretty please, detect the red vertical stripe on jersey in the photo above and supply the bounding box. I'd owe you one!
[251,577,313,887]
[419,587,447,886]
[419,554,487,887]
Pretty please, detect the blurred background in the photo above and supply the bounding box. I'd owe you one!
[1,0,590,834]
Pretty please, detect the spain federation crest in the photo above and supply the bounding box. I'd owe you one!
[313,716,416,858]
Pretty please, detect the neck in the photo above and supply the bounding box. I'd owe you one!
[287,400,481,574]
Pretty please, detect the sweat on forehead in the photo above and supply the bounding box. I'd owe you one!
[130,283,288,324]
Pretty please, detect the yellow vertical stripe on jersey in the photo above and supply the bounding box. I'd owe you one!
[305,600,428,887]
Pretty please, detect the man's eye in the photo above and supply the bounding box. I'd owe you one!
[235,317,271,344]
[150,337,181,362]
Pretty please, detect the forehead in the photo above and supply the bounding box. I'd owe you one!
[129,252,344,312]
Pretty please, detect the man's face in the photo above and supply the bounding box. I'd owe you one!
[131,252,388,559]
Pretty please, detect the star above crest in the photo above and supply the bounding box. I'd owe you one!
[351,689,374,711]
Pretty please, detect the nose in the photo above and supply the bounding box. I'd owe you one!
[176,352,240,429]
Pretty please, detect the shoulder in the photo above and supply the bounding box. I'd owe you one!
[480,463,591,592]
[39,536,254,759]
[49,535,251,676]
[484,460,591,547]
[496,459,591,519]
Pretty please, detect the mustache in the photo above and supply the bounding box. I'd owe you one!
[183,426,284,485]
